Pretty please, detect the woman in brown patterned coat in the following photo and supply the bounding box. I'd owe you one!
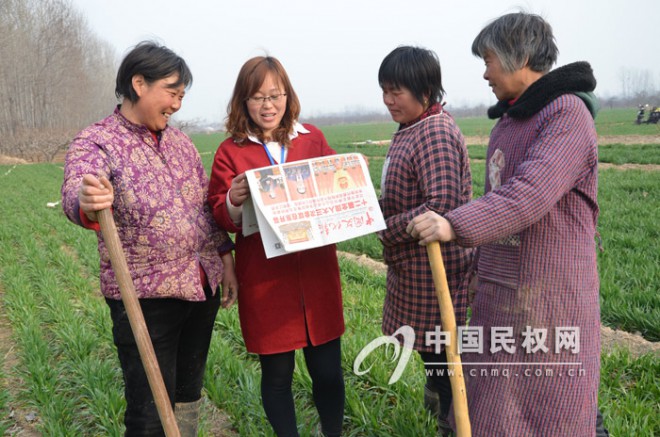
[408,12,604,436]
[377,46,474,436]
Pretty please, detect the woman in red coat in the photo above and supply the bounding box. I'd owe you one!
[208,56,344,437]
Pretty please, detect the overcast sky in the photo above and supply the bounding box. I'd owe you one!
[70,0,659,123]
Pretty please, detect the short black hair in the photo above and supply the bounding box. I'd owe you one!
[115,41,193,103]
[378,46,445,105]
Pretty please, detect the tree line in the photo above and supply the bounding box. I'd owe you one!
[0,0,117,162]
[1,1,657,160]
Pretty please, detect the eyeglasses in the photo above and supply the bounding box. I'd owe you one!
[246,93,287,105]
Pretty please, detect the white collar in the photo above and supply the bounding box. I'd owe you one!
[247,121,310,145]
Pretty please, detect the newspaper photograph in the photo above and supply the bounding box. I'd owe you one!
[242,153,386,258]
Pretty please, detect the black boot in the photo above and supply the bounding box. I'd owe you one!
[596,408,609,437]
[424,383,453,437]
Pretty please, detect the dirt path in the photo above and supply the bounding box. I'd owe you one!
[597,162,660,171]
[0,155,29,165]
[463,134,660,146]
[596,134,660,145]
[337,251,659,359]
[470,158,660,172]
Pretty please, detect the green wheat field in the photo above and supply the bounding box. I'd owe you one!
[0,107,657,435]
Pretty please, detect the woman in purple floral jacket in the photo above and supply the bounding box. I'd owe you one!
[61,41,237,436]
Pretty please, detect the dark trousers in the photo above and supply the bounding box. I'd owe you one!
[106,288,220,437]
[259,338,345,437]
[420,349,452,418]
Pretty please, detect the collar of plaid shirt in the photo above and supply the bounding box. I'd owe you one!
[399,102,443,130]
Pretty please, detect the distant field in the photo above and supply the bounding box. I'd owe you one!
[319,107,660,147]
[191,107,660,161]
[594,107,660,136]
[0,108,656,435]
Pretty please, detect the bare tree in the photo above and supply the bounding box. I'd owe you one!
[619,67,656,102]
[0,0,117,161]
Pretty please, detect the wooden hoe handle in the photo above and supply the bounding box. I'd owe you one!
[97,209,181,437]
[426,241,471,437]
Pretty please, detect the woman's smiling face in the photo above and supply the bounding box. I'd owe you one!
[247,72,288,140]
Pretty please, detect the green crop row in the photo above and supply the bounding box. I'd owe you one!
[0,173,656,435]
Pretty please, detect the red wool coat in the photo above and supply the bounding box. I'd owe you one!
[208,124,344,354]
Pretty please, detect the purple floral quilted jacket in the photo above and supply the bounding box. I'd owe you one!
[62,107,233,301]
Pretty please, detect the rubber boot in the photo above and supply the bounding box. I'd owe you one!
[424,383,441,418]
[424,383,452,437]
[596,408,610,437]
[175,399,202,437]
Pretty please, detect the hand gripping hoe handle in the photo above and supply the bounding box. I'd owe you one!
[97,209,180,437]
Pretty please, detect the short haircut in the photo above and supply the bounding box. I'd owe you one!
[471,12,558,74]
[225,56,301,146]
[378,46,445,105]
[115,41,192,102]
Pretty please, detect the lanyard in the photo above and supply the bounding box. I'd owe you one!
[262,143,286,165]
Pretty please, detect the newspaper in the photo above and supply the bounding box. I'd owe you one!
[243,153,386,258]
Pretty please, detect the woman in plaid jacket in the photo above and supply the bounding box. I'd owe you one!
[377,46,474,436]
